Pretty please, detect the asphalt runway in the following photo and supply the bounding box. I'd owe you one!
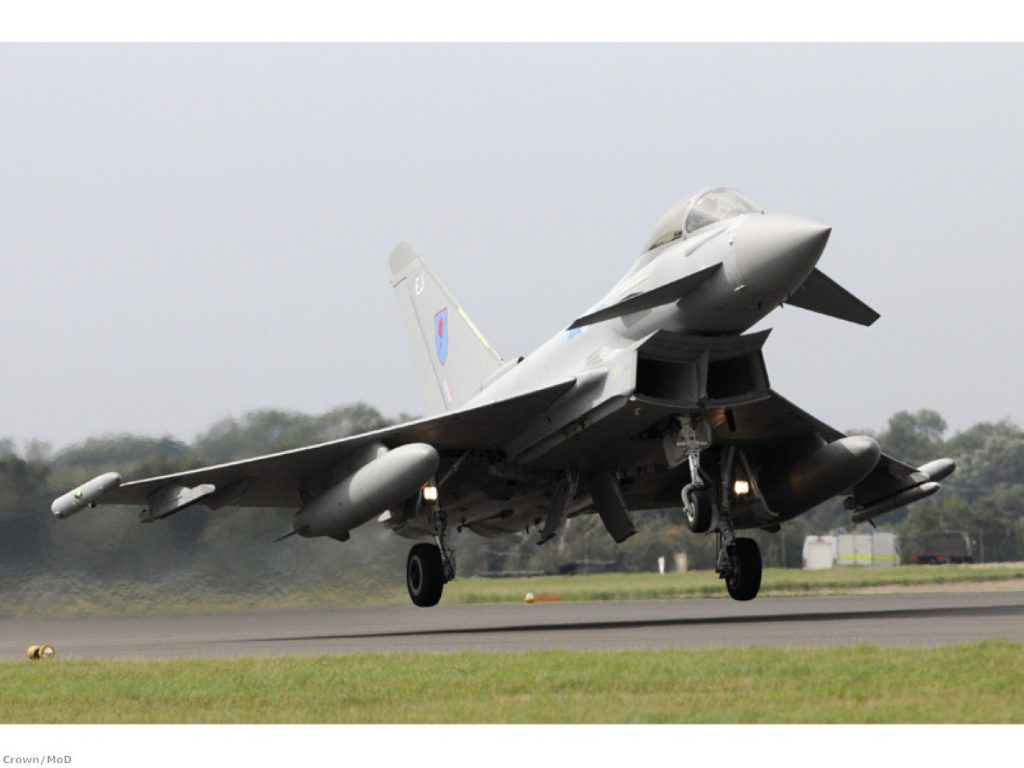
[3,591,1023,660]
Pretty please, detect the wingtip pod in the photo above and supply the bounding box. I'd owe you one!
[918,457,956,483]
[844,456,954,525]
[51,472,122,519]
[850,481,940,525]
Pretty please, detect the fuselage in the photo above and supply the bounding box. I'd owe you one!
[467,210,830,412]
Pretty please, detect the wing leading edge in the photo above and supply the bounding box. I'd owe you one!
[52,378,576,517]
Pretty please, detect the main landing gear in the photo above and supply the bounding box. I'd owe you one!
[406,500,456,607]
[676,421,763,601]
[722,536,762,601]
[711,499,763,602]
[406,543,445,607]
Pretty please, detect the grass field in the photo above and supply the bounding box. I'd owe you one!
[2,642,1021,723]
[5,564,1021,618]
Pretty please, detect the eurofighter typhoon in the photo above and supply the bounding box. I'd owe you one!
[53,189,955,605]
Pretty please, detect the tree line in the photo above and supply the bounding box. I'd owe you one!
[1,404,1022,595]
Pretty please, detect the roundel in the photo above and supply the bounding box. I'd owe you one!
[434,307,449,364]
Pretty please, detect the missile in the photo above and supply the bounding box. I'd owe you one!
[918,458,956,483]
[292,442,439,539]
[760,436,880,517]
[850,481,940,524]
[51,472,123,519]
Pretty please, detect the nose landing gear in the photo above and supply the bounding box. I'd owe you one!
[676,417,715,534]
[682,485,714,533]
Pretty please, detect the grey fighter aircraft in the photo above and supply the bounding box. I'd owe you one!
[52,188,956,605]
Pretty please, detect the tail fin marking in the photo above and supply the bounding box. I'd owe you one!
[389,242,504,414]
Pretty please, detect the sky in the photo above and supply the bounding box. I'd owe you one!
[2,43,1022,449]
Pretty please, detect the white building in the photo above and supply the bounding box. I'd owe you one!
[802,532,899,569]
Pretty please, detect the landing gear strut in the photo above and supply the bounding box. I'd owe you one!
[713,446,762,601]
[676,417,714,534]
[675,423,764,601]
[406,499,456,608]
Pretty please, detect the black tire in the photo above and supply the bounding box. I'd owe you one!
[407,543,444,607]
[725,538,762,601]
[683,487,714,534]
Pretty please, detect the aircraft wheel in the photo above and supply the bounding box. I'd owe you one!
[683,486,713,534]
[407,543,444,607]
[725,538,762,601]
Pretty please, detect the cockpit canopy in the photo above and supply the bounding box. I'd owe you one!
[643,188,764,253]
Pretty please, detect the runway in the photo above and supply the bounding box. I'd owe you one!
[3,591,1023,660]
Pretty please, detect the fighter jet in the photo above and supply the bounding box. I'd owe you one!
[52,188,955,605]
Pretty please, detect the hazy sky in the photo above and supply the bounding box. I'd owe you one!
[2,44,1022,449]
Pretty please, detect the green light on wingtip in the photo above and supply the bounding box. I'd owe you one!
[74,490,83,500]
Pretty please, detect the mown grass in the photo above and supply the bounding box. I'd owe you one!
[3,565,1022,618]
[2,642,1022,723]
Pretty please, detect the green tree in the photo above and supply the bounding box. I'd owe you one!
[192,403,394,463]
[949,433,1024,500]
[0,454,52,568]
[943,419,1022,457]
[876,409,947,466]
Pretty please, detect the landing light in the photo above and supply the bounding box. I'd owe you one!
[733,480,751,496]
[422,484,439,503]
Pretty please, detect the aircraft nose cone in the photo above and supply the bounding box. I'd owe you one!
[733,214,831,297]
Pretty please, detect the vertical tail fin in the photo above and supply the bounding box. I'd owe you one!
[389,242,504,413]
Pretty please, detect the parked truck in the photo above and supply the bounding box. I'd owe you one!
[905,531,976,564]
